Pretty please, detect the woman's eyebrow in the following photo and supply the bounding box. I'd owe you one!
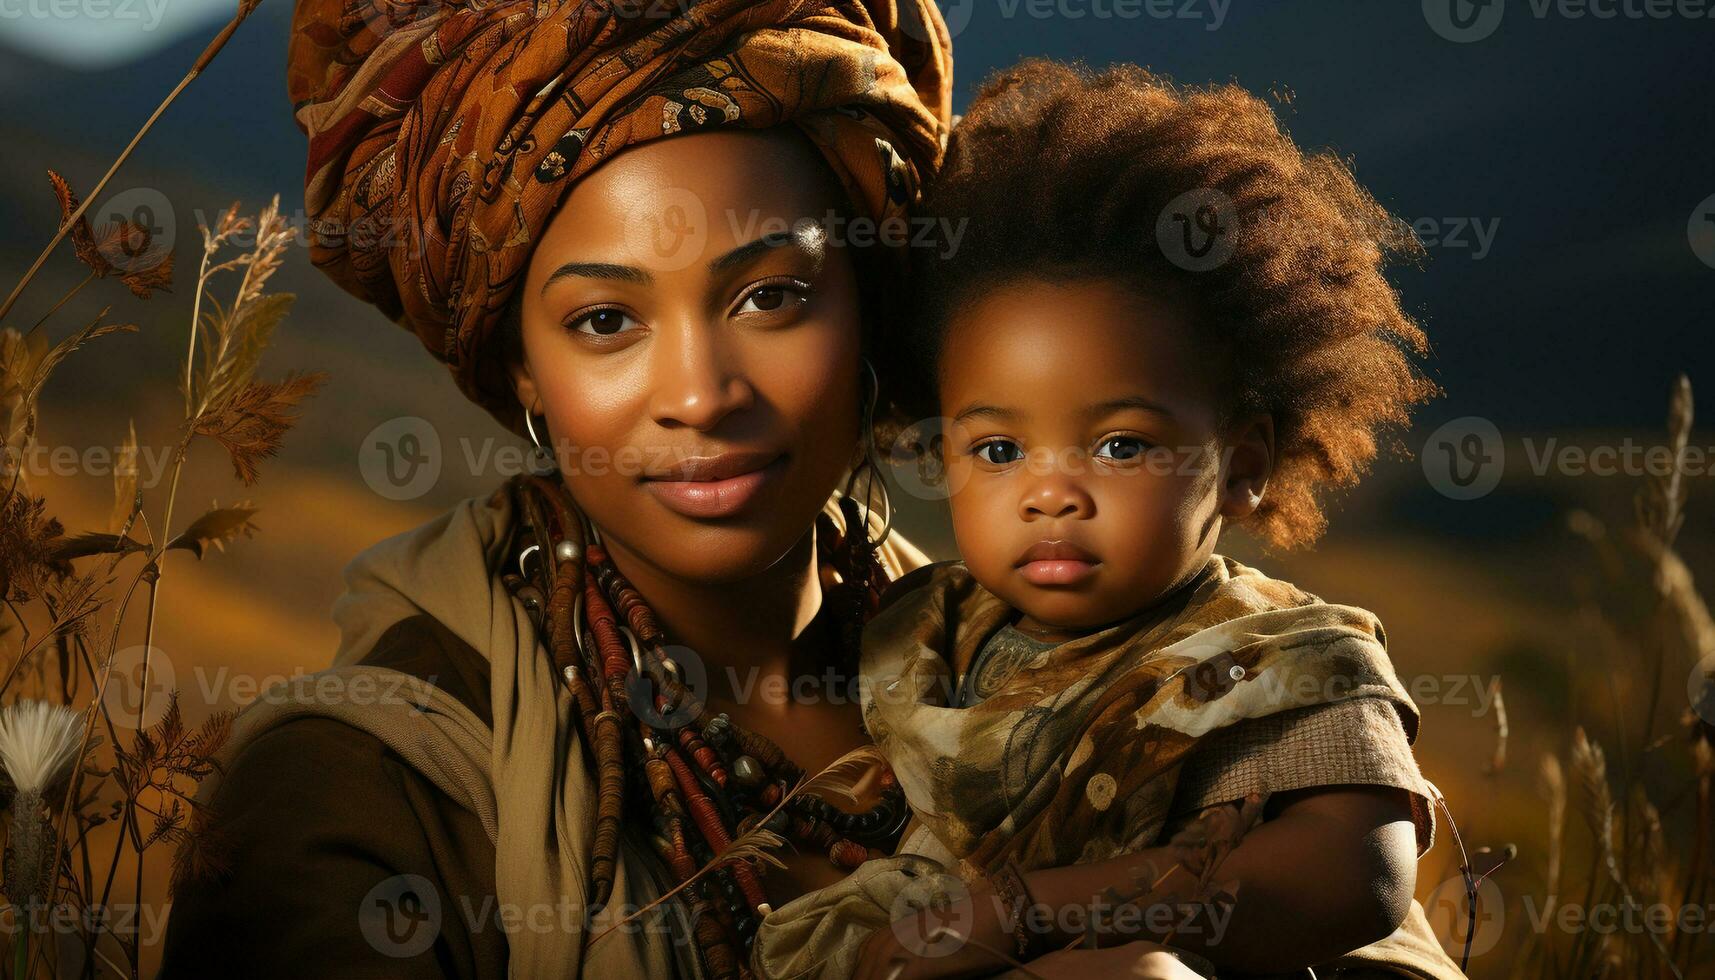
[541,262,653,291]
[710,224,827,275]
[541,227,827,293]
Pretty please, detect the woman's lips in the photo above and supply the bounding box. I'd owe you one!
[1014,539,1101,586]
[642,454,787,519]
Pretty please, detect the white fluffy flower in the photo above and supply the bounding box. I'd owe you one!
[0,699,85,797]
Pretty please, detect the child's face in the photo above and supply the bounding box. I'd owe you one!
[936,277,1271,636]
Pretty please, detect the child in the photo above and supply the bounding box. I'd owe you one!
[752,60,1466,979]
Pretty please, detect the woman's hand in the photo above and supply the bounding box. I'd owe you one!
[851,878,1020,980]
[850,876,1213,980]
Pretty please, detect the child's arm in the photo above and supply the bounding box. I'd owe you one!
[853,784,1417,979]
[1021,783,1418,971]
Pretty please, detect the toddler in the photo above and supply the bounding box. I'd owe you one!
[755,59,1465,980]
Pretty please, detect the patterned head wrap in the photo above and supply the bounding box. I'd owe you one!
[288,0,953,430]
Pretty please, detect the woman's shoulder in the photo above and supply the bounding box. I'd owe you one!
[160,613,501,975]
[193,613,493,815]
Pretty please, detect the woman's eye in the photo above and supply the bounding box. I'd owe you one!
[735,281,809,315]
[1095,436,1150,461]
[974,440,1024,466]
[566,308,639,337]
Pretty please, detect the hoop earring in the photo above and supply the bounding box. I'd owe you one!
[524,403,559,475]
[843,357,894,548]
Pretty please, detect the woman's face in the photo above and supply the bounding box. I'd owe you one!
[511,128,864,584]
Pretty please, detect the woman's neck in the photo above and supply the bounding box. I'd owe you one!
[595,522,826,693]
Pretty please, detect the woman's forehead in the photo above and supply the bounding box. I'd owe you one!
[532,128,847,269]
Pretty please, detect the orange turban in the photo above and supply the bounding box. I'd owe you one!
[287,0,953,430]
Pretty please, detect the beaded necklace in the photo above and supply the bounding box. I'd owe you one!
[500,473,909,979]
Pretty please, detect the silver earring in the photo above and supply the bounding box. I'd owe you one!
[524,404,558,475]
[843,357,893,547]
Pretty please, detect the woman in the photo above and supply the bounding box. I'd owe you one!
[156,1,1204,977]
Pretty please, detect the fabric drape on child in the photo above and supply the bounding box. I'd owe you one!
[751,558,1467,979]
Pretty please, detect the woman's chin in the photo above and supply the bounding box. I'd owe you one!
[620,520,810,586]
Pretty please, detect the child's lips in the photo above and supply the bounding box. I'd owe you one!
[1014,540,1101,586]
[1018,558,1100,586]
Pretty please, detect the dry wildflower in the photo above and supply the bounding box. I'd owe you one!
[47,170,175,298]
[42,570,103,642]
[1486,677,1508,775]
[105,692,236,897]
[1571,726,1614,850]
[0,700,85,909]
[198,201,249,257]
[167,501,259,558]
[0,493,70,603]
[192,292,292,412]
[191,371,327,485]
[109,419,140,535]
[231,195,292,309]
[0,328,45,485]
[0,700,84,799]
[1,317,136,493]
[169,793,234,895]
[1636,372,1691,545]
[1538,754,1565,902]
[1627,786,1669,902]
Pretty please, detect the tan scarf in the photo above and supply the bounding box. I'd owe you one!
[192,482,926,978]
[861,556,1424,872]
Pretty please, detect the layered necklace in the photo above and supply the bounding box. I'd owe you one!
[501,473,910,979]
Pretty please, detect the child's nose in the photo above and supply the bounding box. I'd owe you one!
[1019,477,1094,521]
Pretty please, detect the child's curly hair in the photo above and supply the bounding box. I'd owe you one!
[895,59,1437,550]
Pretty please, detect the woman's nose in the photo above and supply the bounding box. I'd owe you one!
[646,321,756,431]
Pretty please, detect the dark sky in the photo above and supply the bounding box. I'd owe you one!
[2,0,1710,434]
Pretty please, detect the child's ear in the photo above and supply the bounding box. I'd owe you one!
[1218,414,1275,519]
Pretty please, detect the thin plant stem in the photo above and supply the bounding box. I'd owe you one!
[0,0,260,327]
[25,272,96,338]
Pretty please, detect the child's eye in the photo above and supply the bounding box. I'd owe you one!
[972,439,1024,466]
[1094,436,1151,461]
[735,278,812,316]
[566,307,641,338]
